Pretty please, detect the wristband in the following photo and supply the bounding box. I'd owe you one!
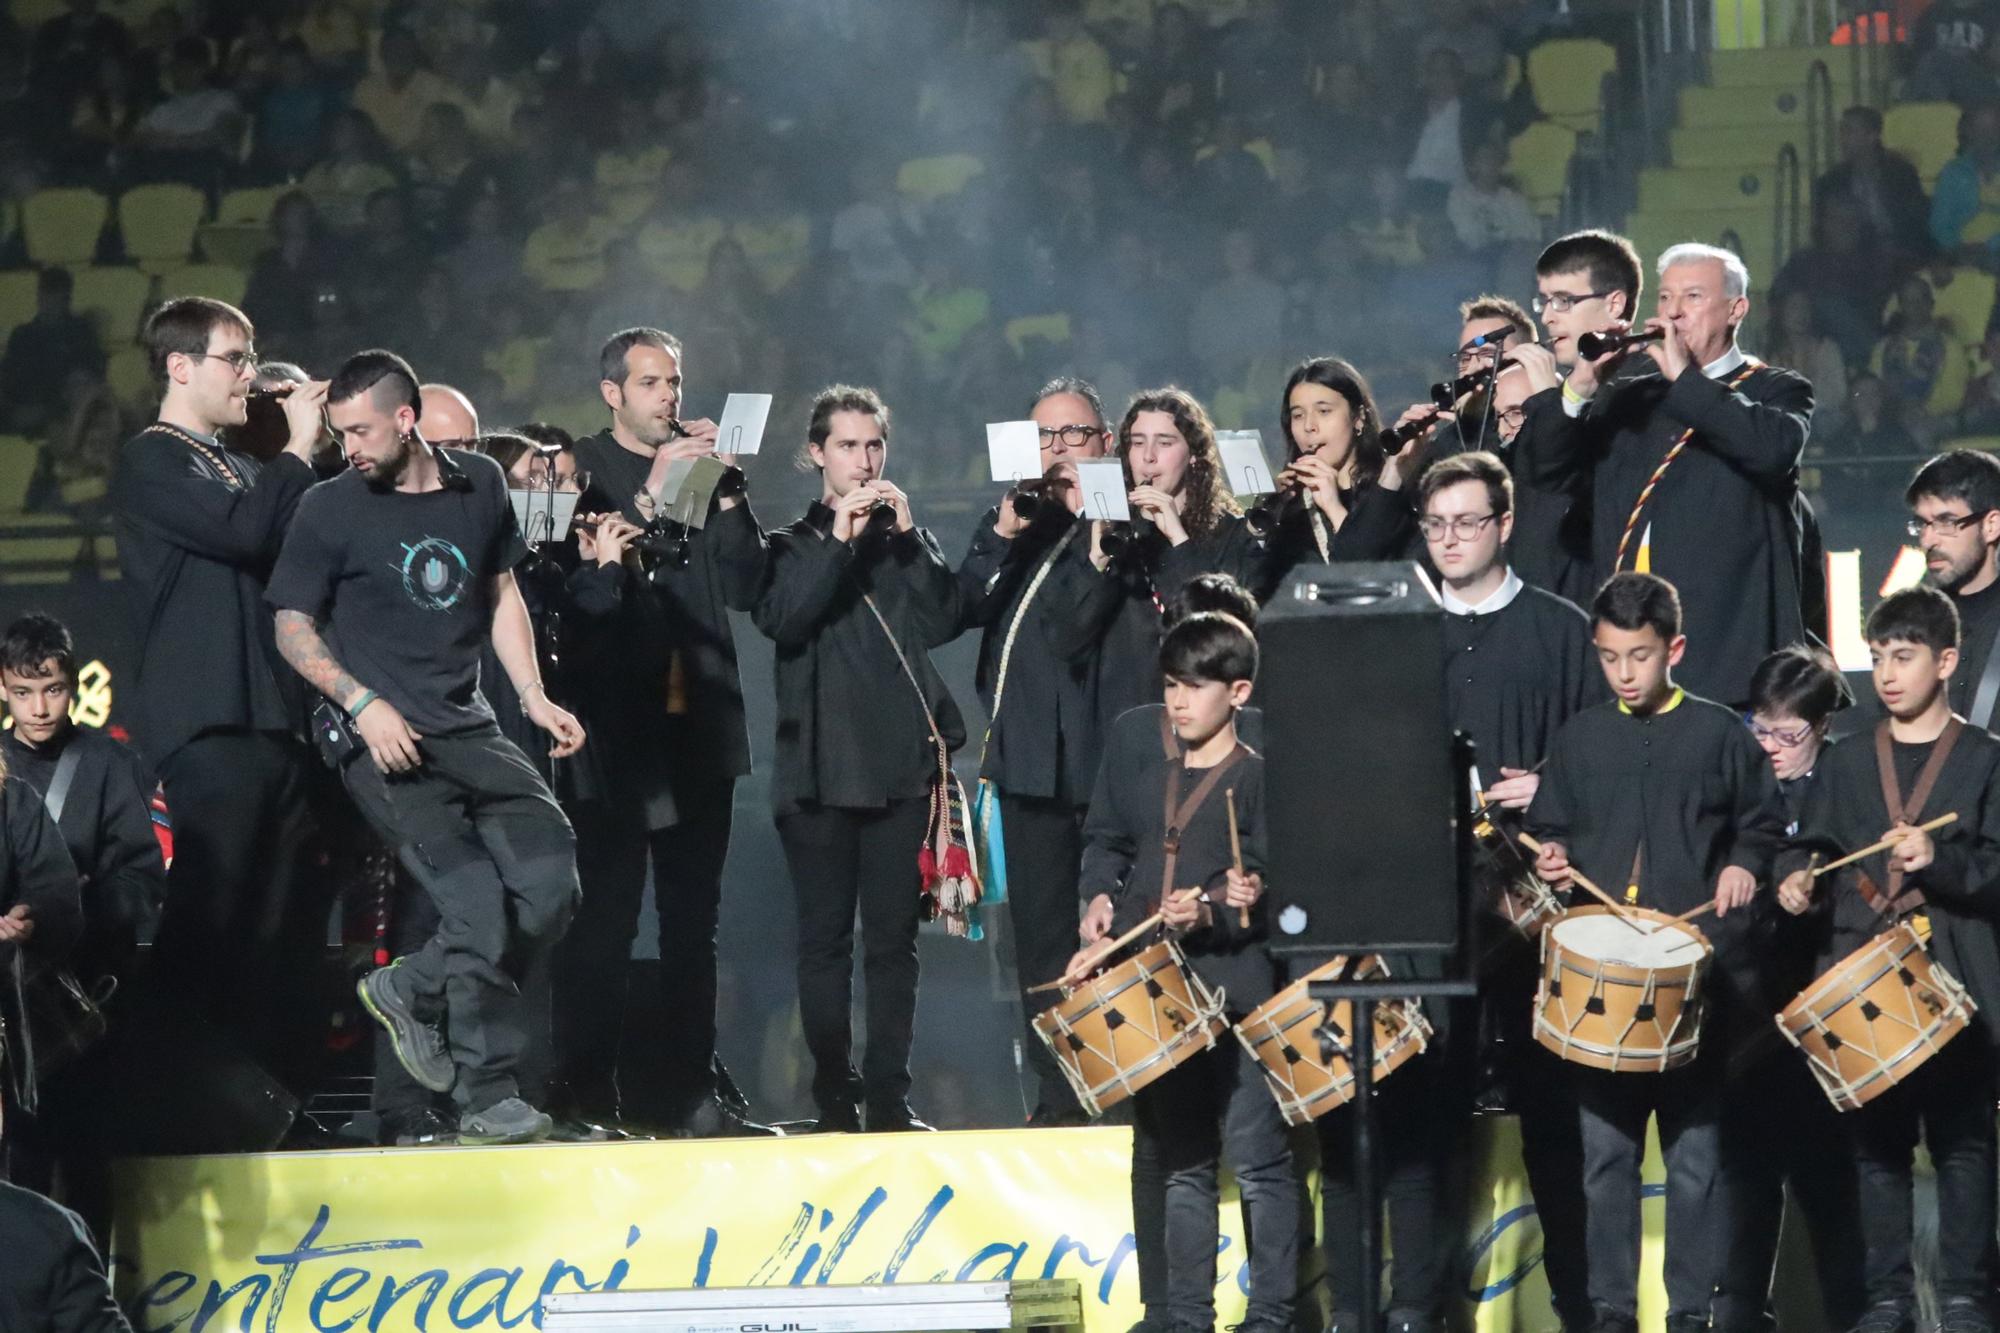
[1560,378,1590,406]
[348,690,379,719]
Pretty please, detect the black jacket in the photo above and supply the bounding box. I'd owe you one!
[958,508,1103,805]
[1516,362,1814,705]
[0,727,161,985]
[753,505,964,815]
[0,776,84,1113]
[111,428,315,760]
[0,1182,131,1333]
[1253,479,1416,600]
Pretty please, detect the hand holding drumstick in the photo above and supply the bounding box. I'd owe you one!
[1226,789,1255,929]
[1048,887,1206,991]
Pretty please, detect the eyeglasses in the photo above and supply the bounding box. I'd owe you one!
[1496,407,1527,430]
[1906,510,1992,539]
[1038,424,1104,448]
[1418,513,1500,541]
[1743,714,1817,747]
[1531,290,1614,315]
[188,349,259,373]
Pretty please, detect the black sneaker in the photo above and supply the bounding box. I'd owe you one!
[1123,1316,1171,1333]
[679,1097,781,1139]
[357,965,454,1093]
[1027,1102,1092,1128]
[803,1103,861,1134]
[380,1106,456,1147]
[1386,1310,1440,1333]
[1941,1297,1994,1333]
[1846,1304,1914,1333]
[866,1102,937,1132]
[458,1097,554,1145]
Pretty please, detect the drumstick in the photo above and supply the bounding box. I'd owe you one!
[1514,832,1647,933]
[1667,900,1716,926]
[1811,813,1957,877]
[1027,888,1206,994]
[1226,788,1250,930]
[1477,758,1550,808]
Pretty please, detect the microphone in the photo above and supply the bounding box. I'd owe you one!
[1576,327,1666,360]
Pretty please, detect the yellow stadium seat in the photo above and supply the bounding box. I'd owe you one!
[197,223,274,269]
[70,266,153,350]
[896,154,987,205]
[21,188,108,265]
[1509,121,1578,217]
[0,270,38,343]
[215,186,290,227]
[159,262,247,309]
[1884,101,1962,184]
[106,346,154,409]
[1004,314,1072,355]
[1945,436,2000,454]
[1526,38,1616,124]
[0,437,40,512]
[1925,266,1997,348]
[118,183,206,269]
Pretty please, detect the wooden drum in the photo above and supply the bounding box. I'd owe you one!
[1031,939,1227,1117]
[1233,955,1432,1126]
[1534,906,1711,1072]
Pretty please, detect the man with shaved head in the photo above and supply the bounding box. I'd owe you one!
[419,383,478,449]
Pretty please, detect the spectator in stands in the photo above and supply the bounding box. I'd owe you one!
[1819,371,1923,512]
[1129,1,1214,147]
[440,190,520,313]
[450,102,564,227]
[552,22,625,152]
[1039,0,1115,124]
[1774,196,1897,366]
[1931,100,2000,268]
[1447,137,1542,257]
[1816,108,1931,269]
[405,101,477,233]
[129,38,243,185]
[25,383,121,519]
[1958,325,2000,434]
[1871,273,1963,434]
[299,108,398,231]
[0,1181,132,1333]
[1351,161,1426,268]
[1192,113,1274,216]
[62,52,145,180]
[335,188,428,327]
[32,0,132,107]
[349,26,451,154]
[1406,47,1483,210]
[521,167,618,294]
[1189,226,1285,389]
[1908,0,2000,104]
[1768,290,1851,438]
[296,0,369,77]
[243,192,337,357]
[0,268,105,437]
[829,157,916,291]
[443,45,520,148]
[252,39,336,181]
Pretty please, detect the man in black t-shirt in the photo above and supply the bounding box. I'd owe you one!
[268,349,585,1147]
[1907,450,2000,733]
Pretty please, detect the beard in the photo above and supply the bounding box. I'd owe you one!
[362,435,417,491]
[1927,544,1985,593]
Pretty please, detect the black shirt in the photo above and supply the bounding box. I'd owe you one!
[0,1182,131,1333]
[111,426,316,761]
[752,503,965,814]
[265,448,527,737]
[1952,579,2000,729]
[1079,703,1274,1013]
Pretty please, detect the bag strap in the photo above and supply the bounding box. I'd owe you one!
[1158,730,1248,905]
[1864,716,1963,915]
[976,536,1069,771]
[1971,623,2000,730]
[860,592,952,782]
[42,745,82,824]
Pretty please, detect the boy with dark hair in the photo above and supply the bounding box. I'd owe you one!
[1906,448,2000,728]
[1526,571,1787,1333]
[1775,586,2000,1333]
[1069,612,1294,1333]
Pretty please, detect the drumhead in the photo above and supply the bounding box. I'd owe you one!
[1551,913,1704,966]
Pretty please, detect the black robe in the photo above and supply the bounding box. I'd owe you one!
[958,507,1102,805]
[1443,581,1595,784]
[1777,723,2000,1051]
[752,504,964,815]
[0,777,84,1113]
[1516,361,1814,706]
[1253,479,1416,600]
[1079,703,1274,1013]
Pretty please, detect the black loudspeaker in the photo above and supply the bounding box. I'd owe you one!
[1260,562,1466,956]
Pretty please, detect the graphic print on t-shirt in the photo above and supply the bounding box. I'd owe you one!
[396,536,473,611]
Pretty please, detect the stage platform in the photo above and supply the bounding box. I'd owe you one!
[105,1122,1684,1333]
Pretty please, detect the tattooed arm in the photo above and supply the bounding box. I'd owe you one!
[273,609,424,772]
[273,609,367,711]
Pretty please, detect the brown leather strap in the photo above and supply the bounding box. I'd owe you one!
[1159,739,1248,905]
[1866,717,1962,915]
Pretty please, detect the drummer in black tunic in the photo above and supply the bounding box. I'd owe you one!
[1513,240,1813,708]
[1525,572,1786,1333]
[1419,450,1595,1332]
[1775,588,2000,1333]
[1066,613,1295,1333]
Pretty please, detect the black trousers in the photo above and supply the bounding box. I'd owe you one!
[1711,1047,1866,1331]
[775,799,927,1115]
[1316,1054,1454,1318]
[1849,1031,1996,1310]
[341,725,578,1113]
[1576,1061,1722,1323]
[1133,1041,1299,1331]
[153,730,325,1092]
[999,792,1087,1117]
[556,779,736,1122]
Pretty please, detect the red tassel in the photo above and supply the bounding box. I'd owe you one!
[942,844,972,880]
[918,844,939,889]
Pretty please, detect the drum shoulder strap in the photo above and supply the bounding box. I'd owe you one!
[1158,741,1249,905]
[1867,716,1963,915]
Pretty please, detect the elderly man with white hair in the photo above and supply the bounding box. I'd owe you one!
[1510,237,1815,709]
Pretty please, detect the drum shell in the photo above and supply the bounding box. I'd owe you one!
[1776,921,1977,1112]
[1233,955,1432,1125]
[1534,905,1712,1073]
[1030,939,1227,1117]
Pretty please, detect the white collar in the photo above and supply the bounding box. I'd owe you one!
[1702,345,1747,378]
[1441,567,1523,616]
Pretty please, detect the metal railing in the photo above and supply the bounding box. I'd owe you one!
[1773,142,1804,274]
[1805,58,1836,183]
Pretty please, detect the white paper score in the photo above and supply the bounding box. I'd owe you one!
[986,421,1043,484]
[715,393,773,456]
[1216,429,1277,498]
[1075,460,1131,522]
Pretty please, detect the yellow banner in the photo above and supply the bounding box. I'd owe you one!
[109,1122,1646,1332]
